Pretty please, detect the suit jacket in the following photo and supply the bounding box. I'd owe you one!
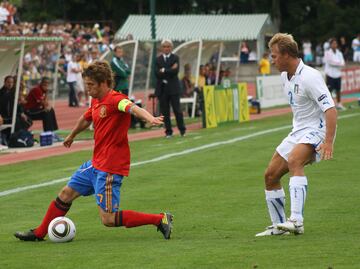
[155,53,181,97]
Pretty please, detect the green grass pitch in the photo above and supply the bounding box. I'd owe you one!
[0,108,360,269]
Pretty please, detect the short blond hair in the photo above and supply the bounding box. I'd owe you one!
[268,33,299,58]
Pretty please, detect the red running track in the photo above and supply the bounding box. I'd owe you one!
[1,97,357,166]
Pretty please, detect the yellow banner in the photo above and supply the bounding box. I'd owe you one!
[203,83,249,128]
[203,86,217,128]
[238,83,250,122]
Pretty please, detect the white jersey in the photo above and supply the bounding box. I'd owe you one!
[67,60,79,83]
[324,49,345,78]
[281,60,335,134]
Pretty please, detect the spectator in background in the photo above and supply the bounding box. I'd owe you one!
[258,52,270,75]
[315,43,324,66]
[75,54,85,106]
[66,54,81,107]
[111,47,143,129]
[248,50,257,62]
[240,42,249,63]
[88,48,99,64]
[0,76,32,145]
[0,2,9,26]
[351,33,360,62]
[181,63,194,98]
[111,46,131,96]
[155,39,186,138]
[323,38,331,52]
[206,65,216,85]
[209,51,219,65]
[222,68,231,87]
[339,36,350,61]
[24,77,60,135]
[324,38,345,110]
[195,64,207,116]
[197,65,207,90]
[78,53,89,105]
[302,39,313,64]
[181,63,195,117]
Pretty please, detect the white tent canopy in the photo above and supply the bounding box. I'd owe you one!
[0,36,62,133]
[115,14,275,42]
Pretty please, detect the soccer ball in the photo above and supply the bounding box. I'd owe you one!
[48,217,76,243]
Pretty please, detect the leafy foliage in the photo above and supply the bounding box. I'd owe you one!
[17,0,360,43]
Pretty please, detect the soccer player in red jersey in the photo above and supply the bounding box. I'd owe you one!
[15,61,173,241]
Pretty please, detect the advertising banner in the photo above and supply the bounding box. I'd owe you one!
[203,83,249,128]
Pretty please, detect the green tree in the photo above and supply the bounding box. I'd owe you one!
[15,0,360,44]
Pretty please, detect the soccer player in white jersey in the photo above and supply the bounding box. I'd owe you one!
[256,33,337,236]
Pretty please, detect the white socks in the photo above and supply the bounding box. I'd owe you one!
[289,176,308,223]
[264,176,308,225]
[265,188,286,226]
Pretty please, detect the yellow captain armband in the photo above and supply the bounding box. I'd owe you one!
[118,99,133,113]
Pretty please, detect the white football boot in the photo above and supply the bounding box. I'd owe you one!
[255,225,290,237]
[277,219,304,235]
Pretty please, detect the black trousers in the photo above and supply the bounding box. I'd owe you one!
[68,82,78,107]
[26,108,58,131]
[0,115,32,145]
[159,93,186,136]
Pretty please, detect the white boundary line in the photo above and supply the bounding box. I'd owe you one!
[0,113,359,198]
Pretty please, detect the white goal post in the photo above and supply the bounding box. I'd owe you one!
[173,39,203,118]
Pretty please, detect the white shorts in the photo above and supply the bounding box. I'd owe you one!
[353,51,360,62]
[276,128,324,163]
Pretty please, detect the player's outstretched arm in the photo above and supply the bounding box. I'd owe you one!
[316,107,337,160]
[130,105,164,126]
[63,115,92,148]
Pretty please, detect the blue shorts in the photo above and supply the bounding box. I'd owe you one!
[68,160,124,213]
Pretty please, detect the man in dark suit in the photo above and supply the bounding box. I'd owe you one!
[155,39,186,138]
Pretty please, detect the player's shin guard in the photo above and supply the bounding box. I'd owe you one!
[289,176,308,223]
[265,188,286,225]
[115,210,162,228]
[33,197,72,238]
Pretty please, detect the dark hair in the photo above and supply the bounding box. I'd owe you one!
[40,77,50,84]
[83,60,113,88]
[330,38,337,45]
[114,46,123,52]
[4,75,14,83]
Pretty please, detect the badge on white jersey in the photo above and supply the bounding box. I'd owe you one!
[294,84,299,94]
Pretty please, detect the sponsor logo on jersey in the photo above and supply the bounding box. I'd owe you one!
[318,94,327,102]
[294,84,299,94]
[99,105,107,118]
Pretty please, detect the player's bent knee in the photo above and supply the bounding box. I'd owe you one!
[264,170,280,188]
[58,186,78,204]
[264,170,276,183]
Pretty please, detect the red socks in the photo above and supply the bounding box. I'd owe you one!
[115,210,162,228]
[34,197,72,238]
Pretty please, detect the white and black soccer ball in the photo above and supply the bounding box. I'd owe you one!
[48,217,76,243]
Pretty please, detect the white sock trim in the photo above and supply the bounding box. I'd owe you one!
[265,188,285,199]
[289,176,308,186]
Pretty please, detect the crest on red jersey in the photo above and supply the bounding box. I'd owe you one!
[99,105,107,118]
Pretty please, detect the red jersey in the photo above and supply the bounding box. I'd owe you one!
[25,85,46,110]
[83,90,133,176]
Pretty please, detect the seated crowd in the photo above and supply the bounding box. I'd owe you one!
[0,75,60,147]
